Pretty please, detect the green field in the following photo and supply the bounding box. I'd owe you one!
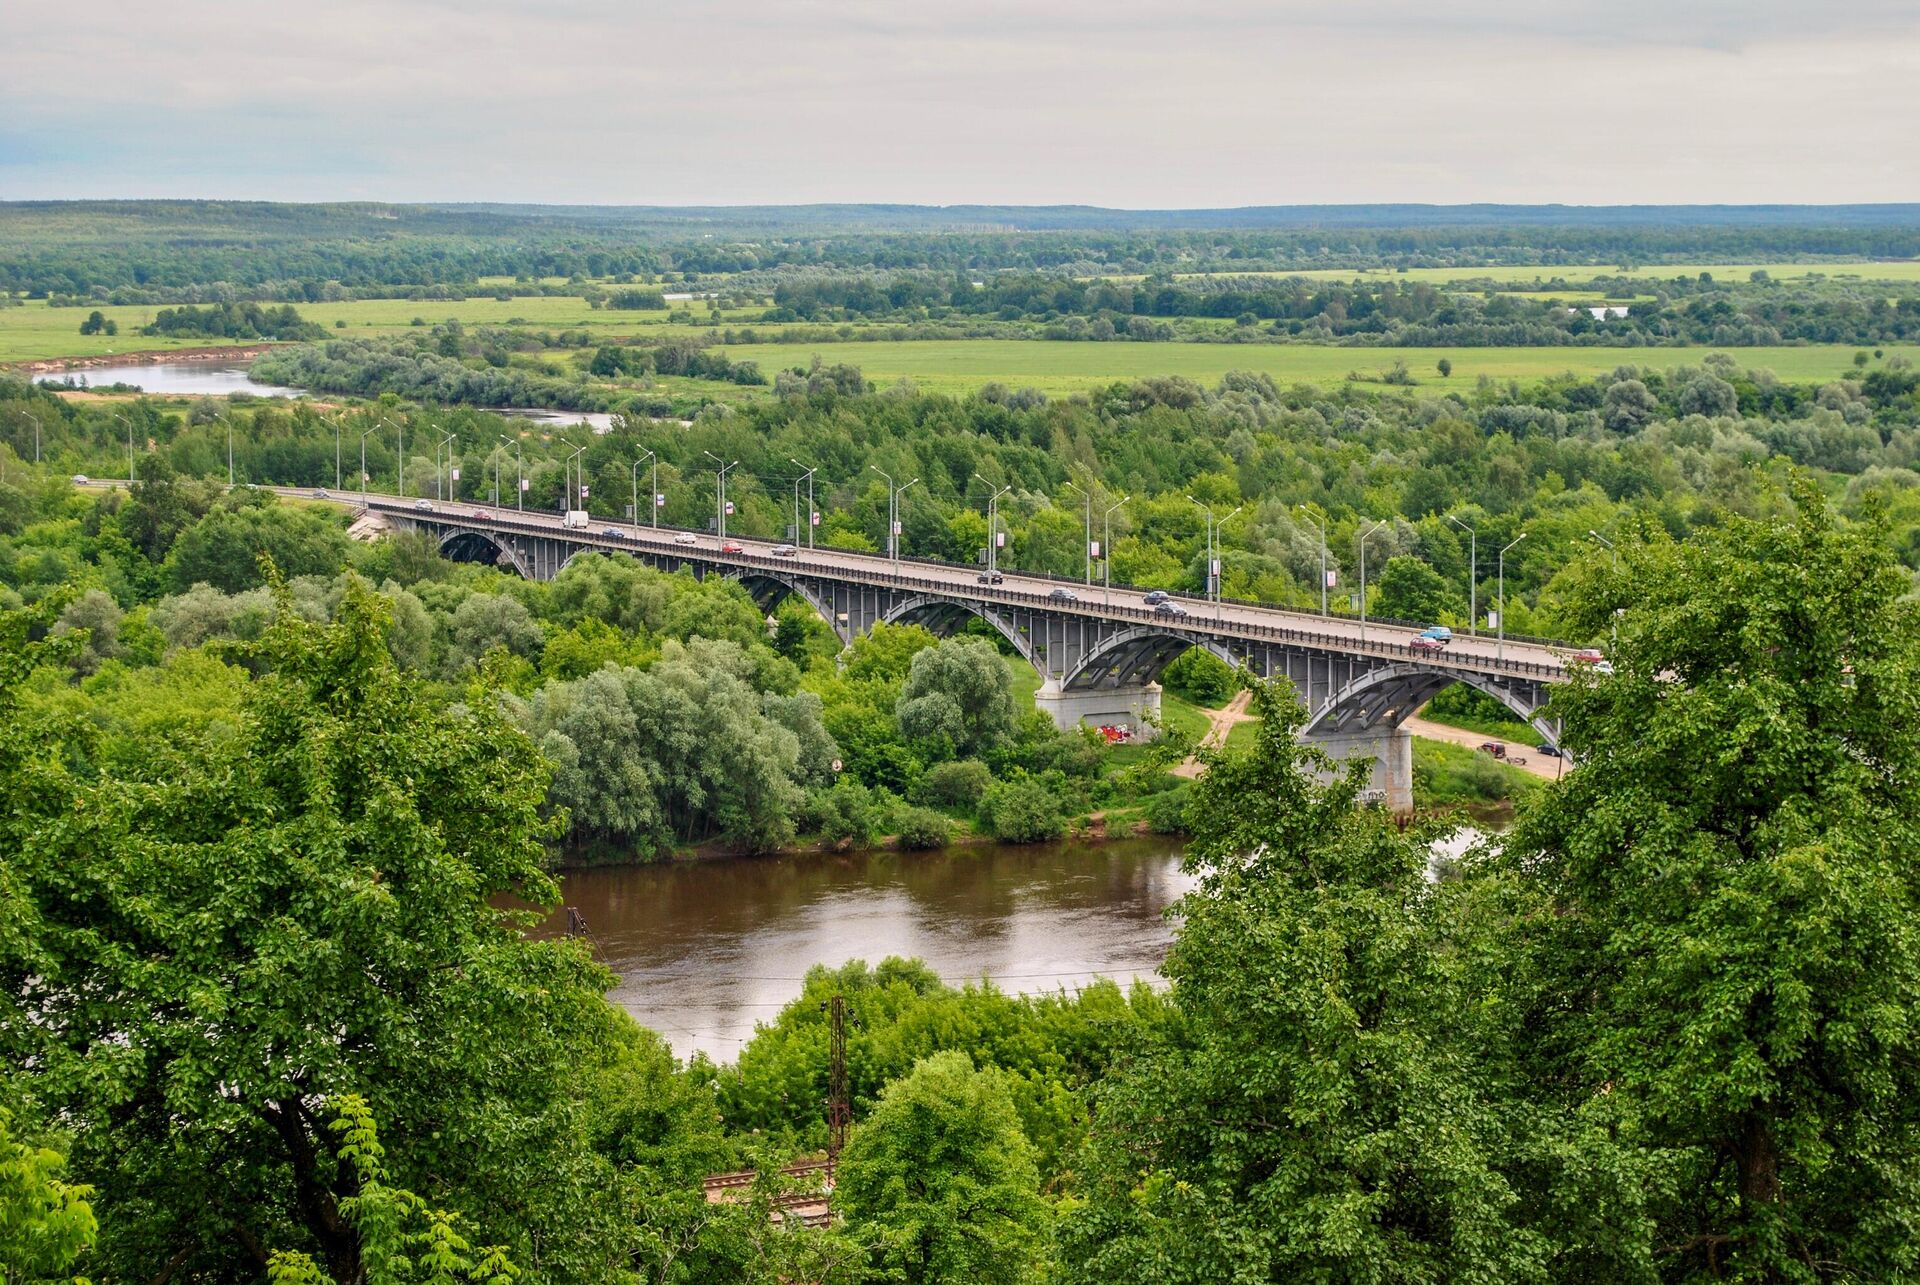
[1153,260,1920,286]
[726,339,1919,397]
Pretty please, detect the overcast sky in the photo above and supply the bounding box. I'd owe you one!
[4,0,1915,206]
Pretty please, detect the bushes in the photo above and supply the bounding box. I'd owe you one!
[809,779,883,850]
[912,758,993,810]
[1162,647,1239,707]
[1143,784,1191,834]
[979,778,1069,844]
[892,805,953,850]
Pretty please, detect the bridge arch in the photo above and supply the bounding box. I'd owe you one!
[438,529,529,578]
[1304,663,1556,744]
[880,595,1035,668]
[1060,626,1235,691]
[734,571,845,643]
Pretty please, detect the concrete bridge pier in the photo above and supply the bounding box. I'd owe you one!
[1302,723,1414,815]
[1035,680,1163,741]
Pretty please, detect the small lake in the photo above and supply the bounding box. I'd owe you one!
[538,836,1197,1062]
[33,361,616,432]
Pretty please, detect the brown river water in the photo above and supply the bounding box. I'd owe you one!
[537,836,1195,1062]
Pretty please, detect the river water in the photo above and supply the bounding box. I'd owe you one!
[541,836,1196,1062]
[33,361,616,431]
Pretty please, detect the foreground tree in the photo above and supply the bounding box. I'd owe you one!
[1505,477,1920,1279]
[2,579,635,1282]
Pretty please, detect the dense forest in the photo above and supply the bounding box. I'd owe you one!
[4,483,1916,1280]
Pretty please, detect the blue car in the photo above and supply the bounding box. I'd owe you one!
[1419,626,1453,643]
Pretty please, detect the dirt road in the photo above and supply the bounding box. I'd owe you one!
[1170,689,1256,779]
[1401,714,1566,780]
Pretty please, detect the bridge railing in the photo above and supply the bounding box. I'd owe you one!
[380,499,1567,682]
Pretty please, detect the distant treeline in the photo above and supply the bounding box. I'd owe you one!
[589,342,765,385]
[7,199,1920,295]
[140,301,325,341]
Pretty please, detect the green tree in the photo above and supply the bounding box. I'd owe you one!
[4,580,632,1283]
[837,1051,1048,1285]
[163,502,352,592]
[1373,554,1451,622]
[1504,477,1920,1279]
[896,636,1016,759]
[0,1106,96,1285]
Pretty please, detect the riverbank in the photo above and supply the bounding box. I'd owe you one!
[10,343,287,375]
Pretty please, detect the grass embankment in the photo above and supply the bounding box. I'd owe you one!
[1413,737,1542,813]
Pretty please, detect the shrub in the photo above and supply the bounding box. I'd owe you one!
[810,779,881,850]
[912,758,993,810]
[1144,785,1191,834]
[892,805,953,850]
[980,778,1069,844]
[1162,647,1239,707]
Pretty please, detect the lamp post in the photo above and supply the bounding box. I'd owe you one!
[24,413,38,464]
[499,436,522,510]
[1497,532,1529,661]
[359,426,379,500]
[565,443,589,513]
[217,414,234,487]
[1357,519,1388,642]
[1062,480,1094,584]
[1101,495,1129,607]
[377,418,403,496]
[705,451,739,541]
[332,415,342,491]
[634,449,657,533]
[1186,496,1242,621]
[1589,529,1619,646]
[974,473,1012,574]
[436,432,457,502]
[870,466,918,565]
[789,458,817,547]
[112,413,134,485]
[1447,514,1478,637]
[1295,504,1329,616]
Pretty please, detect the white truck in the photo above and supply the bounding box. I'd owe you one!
[562,510,591,529]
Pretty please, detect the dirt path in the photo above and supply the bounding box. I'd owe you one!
[1170,689,1256,779]
[1401,715,1566,780]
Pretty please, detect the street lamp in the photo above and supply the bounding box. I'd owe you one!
[634,449,657,533]
[331,415,342,491]
[1101,495,1129,607]
[1357,519,1388,641]
[1447,514,1478,637]
[974,473,1013,574]
[380,418,403,495]
[1186,496,1242,621]
[217,414,234,488]
[1062,480,1094,585]
[565,443,589,513]
[1589,529,1620,646]
[436,432,457,502]
[1295,504,1329,616]
[1497,532,1529,661]
[705,451,739,540]
[499,435,522,511]
[870,465,918,565]
[23,413,39,464]
[790,457,817,548]
[112,412,134,485]
[359,426,380,500]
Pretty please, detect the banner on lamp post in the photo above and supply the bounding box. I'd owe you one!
[995,531,1005,548]
[724,501,735,515]
[1326,570,1337,588]
[520,477,530,492]
[655,493,665,507]
[450,466,460,482]
[811,511,820,526]
[1090,540,1101,559]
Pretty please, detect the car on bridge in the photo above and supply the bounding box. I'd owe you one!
[1142,590,1171,606]
[1049,588,1079,602]
[1153,601,1190,619]
[310,489,330,499]
[472,508,494,520]
[770,544,798,557]
[600,527,624,539]
[413,499,434,512]
[71,474,89,484]
[1568,647,1605,664]
[1410,635,1447,653]
[673,532,699,546]
[977,569,1005,584]
[1419,626,1452,644]
[720,541,744,554]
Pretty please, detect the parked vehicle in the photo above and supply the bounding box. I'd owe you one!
[1410,636,1447,652]
[561,509,589,528]
[1153,601,1190,619]
[1048,588,1079,602]
[672,532,699,546]
[977,569,1005,584]
[1419,626,1452,643]
[770,543,798,557]
[1536,744,1565,759]
[1142,590,1171,606]
[1477,741,1527,766]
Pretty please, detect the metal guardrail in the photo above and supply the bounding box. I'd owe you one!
[361,494,1569,683]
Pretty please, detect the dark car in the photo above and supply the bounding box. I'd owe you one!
[977,569,1005,584]
[1536,744,1565,759]
[1153,601,1189,619]
[1048,588,1079,602]
[1142,590,1171,606]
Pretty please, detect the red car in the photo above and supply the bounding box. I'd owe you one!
[1410,636,1447,653]
[720,541,744,554]
[1569,647,1606,664]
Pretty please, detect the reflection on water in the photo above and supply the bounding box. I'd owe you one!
[35,361,305,398]
[538,836,1195,1062]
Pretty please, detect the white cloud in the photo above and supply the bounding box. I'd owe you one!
[3,0,1915,204]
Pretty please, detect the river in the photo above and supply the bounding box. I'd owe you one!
[540,836,1196,1062]
[33,360,616,431]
